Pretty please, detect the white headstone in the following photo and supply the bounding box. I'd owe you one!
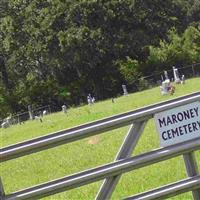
[164,71,169,80]
[181,75,185,84]
[87,94,92,105]
[173,67,181,84]
[28,105,34,120]
[122,84,128,95]
[1,121,9,128]
[160,80,170,95]
[62,105,67,113]
[92,97,95,104]
[43,110,47,116]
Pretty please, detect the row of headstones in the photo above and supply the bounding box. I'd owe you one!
[28,105,48,121]
[61,94,95,113]
[3,66,185,125]
[1,115,25,128]
[160,67,185,95]
[121,67,186,96]
[87,94,95,105]
[1,116,12,128]
[1,107,50,128]
[161,67,185,84]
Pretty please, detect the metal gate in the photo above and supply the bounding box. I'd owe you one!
[1,92,200,200]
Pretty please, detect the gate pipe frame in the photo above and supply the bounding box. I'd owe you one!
[1,92,200,162]
[3,138,200,200]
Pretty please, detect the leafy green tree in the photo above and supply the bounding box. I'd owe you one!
[146,25,200,71]
[117,57,141,84]
[0,0,199,117]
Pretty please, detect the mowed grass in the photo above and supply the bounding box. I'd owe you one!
[0,77,200,200]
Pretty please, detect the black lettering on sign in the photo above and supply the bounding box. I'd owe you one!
[161,120,200,141]
[171,114,178,124]
[178,126,184,135]
[190,109,195,118]
[167,116,173,126]
[162,131,168,140]
[159,118,166,128]
[177,112,184,121]
[183,124,188,134]
[167,130,172,139]
[182,110,190,120]
[171,128,179,138]
[194,107,199,116]
[192,122,198,131]
[158,107,199,128]
[188,123,192,133]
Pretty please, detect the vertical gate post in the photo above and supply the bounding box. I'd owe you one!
[96,120,147,200]
[183,152,200,200]
[0,178,5,200]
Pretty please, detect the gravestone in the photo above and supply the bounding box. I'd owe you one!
[1,116,11,128]
[1,121,9,128]
[160,80,170,95]
[164,71,169,81]
[28,105,34,120]
[91,97,95,104]
[28,105,33,120]
[173,67,181,84]
[35,115,43,122]
[181,75,185,84]
[62,105,67,113]
[87,94,92,105]
[122,84,128,96]
[43,110,47,116]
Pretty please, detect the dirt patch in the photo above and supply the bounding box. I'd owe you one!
[88,136,100,145]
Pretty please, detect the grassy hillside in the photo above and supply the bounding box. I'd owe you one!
[1,77,200,200]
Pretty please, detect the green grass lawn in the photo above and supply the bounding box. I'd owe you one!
[1,77,200,200]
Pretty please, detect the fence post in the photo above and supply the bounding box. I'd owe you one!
[183,152,200,200]
[17,114,20,124]
[192,65,196,77]
[48,105,51,114]
[96,120,147,200]
[0,178,5,200]
[28,105,34,120]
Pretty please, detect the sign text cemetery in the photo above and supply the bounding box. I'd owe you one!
[155,102,200,147]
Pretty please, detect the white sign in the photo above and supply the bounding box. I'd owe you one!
[155,101,200,147]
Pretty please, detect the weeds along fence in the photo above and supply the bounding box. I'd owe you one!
[0,92,200,200]
[0,105,51,127]
[130,63,200,92]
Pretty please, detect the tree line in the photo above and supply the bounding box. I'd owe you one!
[0,0,200,118]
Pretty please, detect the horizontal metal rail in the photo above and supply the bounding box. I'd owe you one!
[4,138,200,200]
[124,175,200,200]
[1,91,200,162]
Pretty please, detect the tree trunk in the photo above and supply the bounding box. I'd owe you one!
[0,56,10,91]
